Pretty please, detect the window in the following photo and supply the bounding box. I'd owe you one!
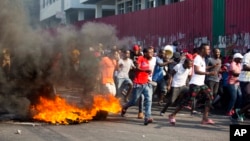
[170,0,180,3]
[147,0,154,8]
[135,0,141,11]
[118,3,124,14]
[126,0,133,13]
[158,0,166,6]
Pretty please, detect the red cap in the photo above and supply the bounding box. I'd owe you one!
[185,53,194,60]
[182,49,188,53]
[133,45,139,51]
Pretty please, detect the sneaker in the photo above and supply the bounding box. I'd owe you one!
[191,110,201,115]
[168,115,176,125]
[231,109,235,115]
[226,109,235,116]
[138,112,144,119]
[160,112,165,116]
[226,112,233,116]
[121,108,127,117]
[201,119,215,125]
[235,109,244,122]
[144,118,153,125]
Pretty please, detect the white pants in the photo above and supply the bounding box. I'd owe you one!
[102,83,116,96]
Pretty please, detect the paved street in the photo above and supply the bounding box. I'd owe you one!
[1,105,249,141]
[0,87,249,141]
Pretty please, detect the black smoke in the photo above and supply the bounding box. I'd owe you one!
[0,0,136,121]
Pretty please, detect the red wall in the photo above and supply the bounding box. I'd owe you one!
[75,0,250,52]
[225,0,250,34]
[224,0,250,53]
[75,0,213,51]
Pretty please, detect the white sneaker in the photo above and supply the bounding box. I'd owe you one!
[160,112,165,116]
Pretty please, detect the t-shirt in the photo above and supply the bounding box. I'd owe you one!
[117,58,134,78]
[164,60,178,81]
[189,55,206,86]
[130,52,142,65]
[100,56,116,84]
[148,57,156,81]
[206,57,222,82]
[228,61,242,85]
[152,57,164,82]
[129,52,143,79]
[171,63,191,87]
[133,56,150,84]
[239,52,250,82]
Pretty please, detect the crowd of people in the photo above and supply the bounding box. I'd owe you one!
[97,43,250,126]
[1,41,249,126]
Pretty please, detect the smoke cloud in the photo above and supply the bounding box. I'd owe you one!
[0,0,128,120]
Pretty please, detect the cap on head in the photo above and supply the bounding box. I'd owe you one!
[233,53,243,59]
[182,49,188,53]
[185,53,194,60]
[164,45,174,58]
[133,45,139,51]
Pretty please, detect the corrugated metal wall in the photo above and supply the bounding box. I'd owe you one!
[76,0,213,51]
[224,0,250,53]
[75,0,250,53]
[225,0,250,34]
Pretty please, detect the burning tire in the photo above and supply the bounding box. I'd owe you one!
[92,110,108,120]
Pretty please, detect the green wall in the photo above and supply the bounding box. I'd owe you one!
[212,0,225,56]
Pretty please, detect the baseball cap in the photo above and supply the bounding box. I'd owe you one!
[182,49,188,53]
[233,53,243,59]
[185,53,194,60]
[133,45,139,51]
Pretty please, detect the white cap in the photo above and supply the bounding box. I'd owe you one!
[164,45,174,58]
[164,45,173,51]
[233,53,243,59]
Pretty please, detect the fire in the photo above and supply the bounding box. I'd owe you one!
[31,94,121,124]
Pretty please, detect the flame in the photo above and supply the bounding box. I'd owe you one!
[31,94,121,124]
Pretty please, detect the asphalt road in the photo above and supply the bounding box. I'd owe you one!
[0,87,249,141]
[1,105,250,141]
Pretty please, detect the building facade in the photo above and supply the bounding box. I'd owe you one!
[23,0,40,28]
[81,0,185,16]
[40,0,115,28]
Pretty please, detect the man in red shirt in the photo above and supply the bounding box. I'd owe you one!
[121,47,154,125]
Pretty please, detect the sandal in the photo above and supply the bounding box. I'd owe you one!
[168,115,176,125]
[201,119,215,125]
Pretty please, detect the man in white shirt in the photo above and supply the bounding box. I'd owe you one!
[117,49,135,102]
[160,57,193,115]
[168,43,216,125]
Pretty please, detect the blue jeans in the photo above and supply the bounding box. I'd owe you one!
[116,77,133,96]
[138,82,154,114]
[240,82,250,106]
[123,83,153,119]
[227,84,243,112]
